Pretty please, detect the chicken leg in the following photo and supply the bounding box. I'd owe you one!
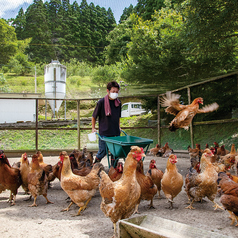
[61,201,74,212]
[212,201,224,210]
[43,194,54,204]
[167,198,174,209]
[133,204,140,214]
[228,211,238,226]
[72,197,92,217]
[149,198,155,209]
[185,199,195,209]
[29,196,38,207]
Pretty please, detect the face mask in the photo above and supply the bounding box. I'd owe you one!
[110,92,118,99]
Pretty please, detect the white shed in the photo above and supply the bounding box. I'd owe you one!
[0,93,43,123]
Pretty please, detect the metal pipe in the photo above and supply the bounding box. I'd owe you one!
[187,87,194,148]
[77,100,80,150]
[35,99,39,151]
[157,95,161,146]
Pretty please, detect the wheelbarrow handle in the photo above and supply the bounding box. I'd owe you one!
[96,132,102,140]
[120,130,128,136]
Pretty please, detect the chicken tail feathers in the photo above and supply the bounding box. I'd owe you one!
[160,91,180,108]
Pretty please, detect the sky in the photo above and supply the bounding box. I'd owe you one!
[0,0,138,23]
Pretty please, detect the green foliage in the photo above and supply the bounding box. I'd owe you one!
[0,19,18,65]
[10,0,116,64]
[12,8,26,40]
[123,8,187,84]
[104,14,139,65]
[91,63,123,87]
[0,73,10,92]
[135,0,166,20]
[63,59,93,77]
[24,0,55,63]
[119,4,135,23]
[8,53,34,75]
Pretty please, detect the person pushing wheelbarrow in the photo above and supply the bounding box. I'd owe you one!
[91,81,121,167]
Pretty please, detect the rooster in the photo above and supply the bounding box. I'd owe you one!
[160,91,219,131]
[218,145,230,156]
[19,153,30,194]
[185,149,223,210]
[99,146,144,237]
[220,144,237,172]
[161,154,183,209]
[134,160,157,213]
[149,144,162,156]
[36,151,55,186]
[28,154,53,207]
[146,159,164,198]
[161,142,174,158]
[188,144,202,158]
[217,172,238,226]
[60,151,103,216]
[0,150,22,205]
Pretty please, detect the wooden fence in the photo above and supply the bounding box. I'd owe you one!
[157,71,238,148]
[0,70,237,156]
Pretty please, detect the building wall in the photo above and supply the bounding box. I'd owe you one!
[0,99,36,123]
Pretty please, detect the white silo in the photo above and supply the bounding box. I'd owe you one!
[44,60,66,118]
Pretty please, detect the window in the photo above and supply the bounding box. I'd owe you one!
[122,104,128,111]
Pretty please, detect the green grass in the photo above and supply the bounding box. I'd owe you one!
[0,114,237,151]
[4,73,96,97]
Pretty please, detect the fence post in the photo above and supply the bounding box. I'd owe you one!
[157,95,161,146]
[77,100,80,150]
[187,87,194,148]
[35,98,38,151]
[45,100,47,120]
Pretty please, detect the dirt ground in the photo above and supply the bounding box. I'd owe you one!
[0,153,237,238]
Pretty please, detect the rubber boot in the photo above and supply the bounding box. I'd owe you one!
[111,155,117,168]
[93,157,101,164]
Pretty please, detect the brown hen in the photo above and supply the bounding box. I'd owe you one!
[161,91,219,131]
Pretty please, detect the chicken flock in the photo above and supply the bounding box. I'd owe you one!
[0,93,237,237]
[1,142,238,237]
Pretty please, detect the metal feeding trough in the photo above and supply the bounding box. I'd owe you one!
[119,215,231,238]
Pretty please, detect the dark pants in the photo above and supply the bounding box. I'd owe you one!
[95,136,117,167]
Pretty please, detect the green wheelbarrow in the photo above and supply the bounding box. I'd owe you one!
[97,130,153,168]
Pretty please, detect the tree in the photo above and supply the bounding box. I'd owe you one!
[134,0,182,20]
[0,19,18,65]
[122,10,188,84]
[104,15,139,65]
[8,53,34,75]
[134,0,166,20]
[119,4,135,23]
[24,0,55,63]
[178,0,238,77]
[47,0,64,60]
[180,0,238,48]
[12,8,26,40]
[8,38,34,75]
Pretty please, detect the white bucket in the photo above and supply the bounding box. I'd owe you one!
[88,132,97,142]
